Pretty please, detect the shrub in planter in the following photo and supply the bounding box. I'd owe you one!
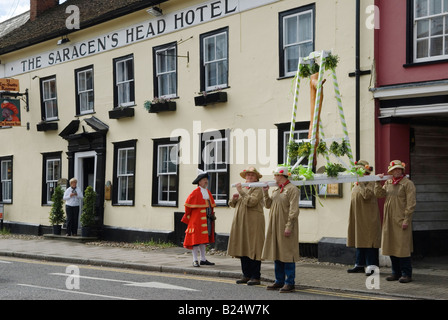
[49,185,65,235]
[80,186,97,236]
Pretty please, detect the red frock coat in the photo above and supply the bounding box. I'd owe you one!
[181,187,216,249]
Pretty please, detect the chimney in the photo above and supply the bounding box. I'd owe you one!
[30,0,59,21]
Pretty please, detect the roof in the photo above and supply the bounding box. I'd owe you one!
[0,11,30,38]
[0,0,168,55]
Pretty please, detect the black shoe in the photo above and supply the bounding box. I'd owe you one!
[200,260,215,265]
[193,261,200,267]
[347,266,365,273]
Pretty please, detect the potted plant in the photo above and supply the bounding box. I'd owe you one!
[194,90,227,106]
[49,185,65,235]
[144,97,176,113]
[80,186,97,237]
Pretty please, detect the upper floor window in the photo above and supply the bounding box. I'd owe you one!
[279,5,315,77]
[200,27,228,92]
[113,54,134,108]
[414,0,448,62]
[154,43,177,98]
[40,76,58,121]
[75,65,94,115]
[0,156,12,204]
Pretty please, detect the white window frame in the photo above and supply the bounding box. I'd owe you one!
[117,147,135,205]
[203,31,228,92]
[203,138,228,204]
[42,77,58,121]
[414,0,448,62]
[77,67,94,114]
[156,46,177,99]
[282,9,314,77]
[1,159,12,203]
[157,144,178,205]
[46,158,60,204]
[115,57,134,107]
[284,129,313,207]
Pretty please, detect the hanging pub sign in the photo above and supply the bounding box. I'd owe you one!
[0,78,20,92]
[0,99,21,127]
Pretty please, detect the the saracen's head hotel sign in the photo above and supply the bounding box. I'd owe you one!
[4,0,278,77]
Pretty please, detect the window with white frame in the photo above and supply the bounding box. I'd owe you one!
[414,0,448,61]
[113,140,136,206]
[41,76,58,121]
[202,135,228,204]
[157,144,178,204]
[76,65,94,114]
[278,123,314,208]
[45,158,61,204]
[201,28,228,92]
[117,148,135,204]
[154,44,177,98]
[279,5,315,77]
[114,55,135,108]
[1,157,12,203]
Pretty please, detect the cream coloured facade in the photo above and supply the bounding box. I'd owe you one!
[0,0,375,253]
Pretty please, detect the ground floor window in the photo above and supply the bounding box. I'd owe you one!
[41,152,61,205]
[112,140,136,205]
[276,122,315,208]
[0,156,13,203]
[200,130,229,205]
[152,137,179,206]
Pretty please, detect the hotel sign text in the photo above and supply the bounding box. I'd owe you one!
[5,0,278,77]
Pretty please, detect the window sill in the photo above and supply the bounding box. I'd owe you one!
[403,58,448,68]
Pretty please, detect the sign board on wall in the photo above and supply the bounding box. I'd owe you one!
[4,0,279,77]
[0,78,19,91]
[0,99,21,126]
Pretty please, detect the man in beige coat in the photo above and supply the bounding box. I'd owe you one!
[375,160,416,283]
[262,166,300,293]
[228,167,265,286]
[347,160,381,275]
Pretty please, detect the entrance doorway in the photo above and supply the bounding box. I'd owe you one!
[74,151,97,232]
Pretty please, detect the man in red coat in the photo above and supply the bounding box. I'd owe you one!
[182,170,216,267]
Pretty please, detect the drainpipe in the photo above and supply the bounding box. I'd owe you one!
[349,0,371,161]
[355,0,361,162]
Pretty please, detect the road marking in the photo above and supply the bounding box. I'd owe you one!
[17,284,136,300]
[51,273,199,291]
[124,281,198,291]
[0,260,12,263]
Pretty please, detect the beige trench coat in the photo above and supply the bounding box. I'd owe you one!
[262,183,300,263]
[227,187,265,261]
[375,177,416,257]
[347,181,381,248]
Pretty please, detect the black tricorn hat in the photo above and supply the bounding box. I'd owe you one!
[192,169,209,184]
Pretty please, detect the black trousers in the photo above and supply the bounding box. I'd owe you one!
[66,205,79,236]
[240,256,262,280]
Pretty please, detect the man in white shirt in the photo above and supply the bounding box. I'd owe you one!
[63,178,83,236]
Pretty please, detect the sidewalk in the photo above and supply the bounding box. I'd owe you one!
[0,236,447,300]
